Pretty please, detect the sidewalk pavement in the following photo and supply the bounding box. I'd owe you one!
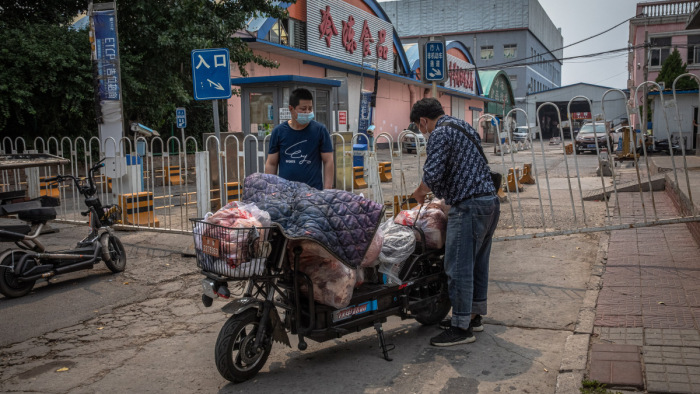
[588,157,700,393]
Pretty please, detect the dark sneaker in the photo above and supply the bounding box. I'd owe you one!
[430,326,475,347]
[470,315,484,332]
[439,315,484,332]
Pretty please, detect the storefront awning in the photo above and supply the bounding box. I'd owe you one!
[231,75,342,87]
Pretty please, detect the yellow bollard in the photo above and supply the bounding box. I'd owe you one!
[165,165,184,186]
[353,166,367,189]
[503,168,523,192]
[393,194,418,216]
[39,177,60,198]
[225,182,240,202]
[519,163,536,184]
[119,192,160,228]
[378,161,392,182]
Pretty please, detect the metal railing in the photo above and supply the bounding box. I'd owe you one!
[2,80,699,242]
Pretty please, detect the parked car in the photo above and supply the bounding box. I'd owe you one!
[574,123,613,153]
[401,132,426,153]
[513,126,540,142]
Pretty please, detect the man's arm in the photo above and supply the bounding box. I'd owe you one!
[265,152,279,175]
[412,181,431,204]
[321,151,334,189]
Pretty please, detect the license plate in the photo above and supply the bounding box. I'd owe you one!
[202,236,220,257]
[201,278,217,298]
[587,144,597,148]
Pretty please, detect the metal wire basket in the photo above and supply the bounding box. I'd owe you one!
[190,219,275,278]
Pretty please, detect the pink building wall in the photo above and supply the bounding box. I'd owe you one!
[227,49,485,143]
[631,22,691,88]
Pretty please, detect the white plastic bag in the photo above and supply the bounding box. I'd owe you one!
[378,219,415,265]
[360,226,384,268]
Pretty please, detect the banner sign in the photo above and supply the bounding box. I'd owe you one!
[307,0,394,73]
[358,91,373,134]
[445,54,476,95]
[92,10,120,101]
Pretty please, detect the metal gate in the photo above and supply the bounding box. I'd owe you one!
[2,79,699,240]
[484,76,699,242]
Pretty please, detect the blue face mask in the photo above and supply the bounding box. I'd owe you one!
[296,112,314,125]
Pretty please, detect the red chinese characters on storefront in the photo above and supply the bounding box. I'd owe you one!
[342,15,357,54]
[318,6,338,47]
[315,6,388,58]
[376,29,388,60]
[359,20,374,57]
[448,61,474,91]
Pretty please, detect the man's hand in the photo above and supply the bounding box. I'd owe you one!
[412,181,431,204]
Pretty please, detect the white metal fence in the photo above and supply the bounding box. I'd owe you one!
[3,79,699,240]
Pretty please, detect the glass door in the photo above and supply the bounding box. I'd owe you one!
[248,90,277,137]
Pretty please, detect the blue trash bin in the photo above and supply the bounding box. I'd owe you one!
[353,144,367,167]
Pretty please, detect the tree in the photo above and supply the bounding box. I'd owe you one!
[655,48,698,91]
[0,0,290,143]
[0,23,95,141]
[106,0,290,141]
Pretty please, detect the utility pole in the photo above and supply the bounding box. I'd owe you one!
[642,31,649,137]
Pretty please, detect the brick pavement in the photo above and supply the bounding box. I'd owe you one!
[590,190,700,393]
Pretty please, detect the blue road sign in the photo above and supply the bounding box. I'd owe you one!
[424,41,446,82]
[191,48,232,101]
[176,107,187,128]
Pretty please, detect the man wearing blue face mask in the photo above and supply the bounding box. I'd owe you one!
[265,88,335,190]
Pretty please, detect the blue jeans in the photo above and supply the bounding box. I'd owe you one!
[445,194,500,330]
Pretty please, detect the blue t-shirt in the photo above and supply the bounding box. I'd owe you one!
[268,120,334,190]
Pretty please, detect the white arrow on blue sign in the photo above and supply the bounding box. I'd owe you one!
[176,107,186,128]
[424,41,446,82]
[191,48,232,101]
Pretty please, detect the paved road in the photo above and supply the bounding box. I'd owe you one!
[0,146,612,393]
[0,227,600,393]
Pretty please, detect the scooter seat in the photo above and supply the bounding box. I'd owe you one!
[17,208,57,224]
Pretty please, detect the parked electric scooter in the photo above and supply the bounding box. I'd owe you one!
[0,159,126,298]
[191,219,449,383]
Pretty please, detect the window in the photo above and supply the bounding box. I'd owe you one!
[266,18,307,50]
[509,75,518,90]
[480,45,494,60]
[504,44,517,58]
[649,37,672,67]
[689,35,700,64]
[267,20,289,46]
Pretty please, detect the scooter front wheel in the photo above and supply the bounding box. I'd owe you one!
[101,233,126,273]
[0,252,36,298]
[215,309,273,383]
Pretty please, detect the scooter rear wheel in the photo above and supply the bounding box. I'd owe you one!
[0,252,36,298]
[414,279,451,326]
[101,234,126,273]
[215,309,273,383]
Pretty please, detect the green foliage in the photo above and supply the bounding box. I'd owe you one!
[0,0,290,143]
[0,0,86,25]
[655,48,698,91]
[0,23,96,140]
[579,379,622,394]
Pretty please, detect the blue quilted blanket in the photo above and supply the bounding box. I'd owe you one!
[242,173,384,268]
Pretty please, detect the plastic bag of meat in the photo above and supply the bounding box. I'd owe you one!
[203,204,265,268]
[221,200,271,226]
[355,266,365,288]
[288,240,356,309]
[378,219,415,264]
[394,204,447,250]
[426,198,450,215]
[360,226,383,268]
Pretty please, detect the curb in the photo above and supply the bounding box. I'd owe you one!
[555,232,608,393]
